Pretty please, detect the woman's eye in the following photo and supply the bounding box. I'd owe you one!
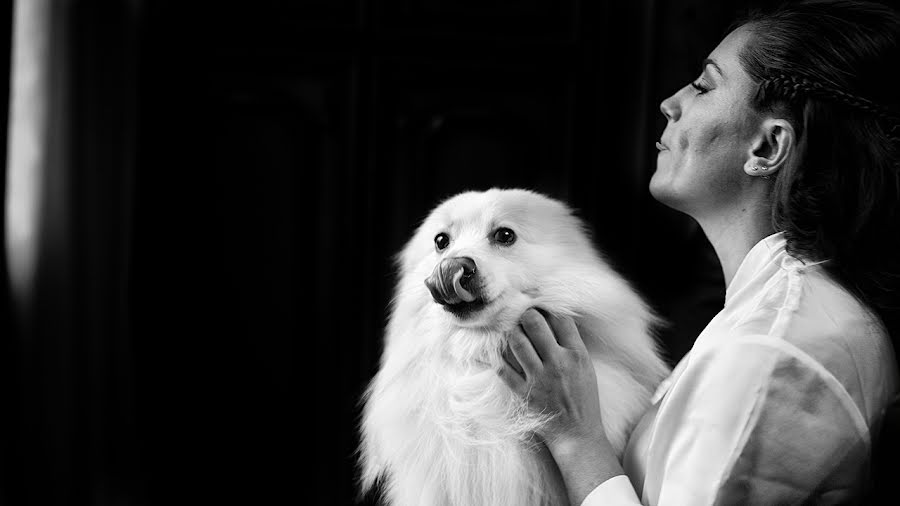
[492,228,516,246]
[691,81,710,95]
[434,232,450,251]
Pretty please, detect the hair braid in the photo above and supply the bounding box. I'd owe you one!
[759,74,900,125]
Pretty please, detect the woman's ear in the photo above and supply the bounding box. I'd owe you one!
[743,118,795,178]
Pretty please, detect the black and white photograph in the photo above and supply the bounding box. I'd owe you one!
[1,0,899,505]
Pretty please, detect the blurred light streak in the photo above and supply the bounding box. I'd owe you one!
[4,0,61,312]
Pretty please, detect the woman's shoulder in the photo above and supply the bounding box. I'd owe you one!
[727,261,899,426]
[795,265,897,423]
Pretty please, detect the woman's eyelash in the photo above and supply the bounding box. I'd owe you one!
[691,81,710,94]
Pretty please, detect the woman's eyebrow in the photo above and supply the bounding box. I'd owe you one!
[703,58,725,78]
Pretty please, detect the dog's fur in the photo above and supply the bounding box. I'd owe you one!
[359,189,669,506]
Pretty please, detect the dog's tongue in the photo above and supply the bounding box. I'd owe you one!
[449,269,476,302]
[425,257,477,305]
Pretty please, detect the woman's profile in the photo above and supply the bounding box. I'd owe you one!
[497,1,900,504]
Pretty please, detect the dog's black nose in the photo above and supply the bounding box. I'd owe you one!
[424,257,479,306]
[455,257,477,280]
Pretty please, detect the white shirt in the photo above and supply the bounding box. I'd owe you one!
[583,232,899,505]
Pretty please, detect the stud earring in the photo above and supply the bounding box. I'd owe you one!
[749,165,771,179]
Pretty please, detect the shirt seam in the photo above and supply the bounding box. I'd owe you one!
[768,260,803,339]
[727,336,870,439]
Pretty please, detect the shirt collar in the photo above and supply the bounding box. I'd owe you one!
[724,232,787,305]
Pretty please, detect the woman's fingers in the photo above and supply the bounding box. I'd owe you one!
[546,313,587,352]
[507,324,543,377]
[520,308,560,361]
[503,344,525,376]
[496,357,527,394]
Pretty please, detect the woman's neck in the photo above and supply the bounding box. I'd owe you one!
[695,204,774,288]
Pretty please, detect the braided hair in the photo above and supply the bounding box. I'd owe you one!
[734,1,900,349]
[757,74,900,141]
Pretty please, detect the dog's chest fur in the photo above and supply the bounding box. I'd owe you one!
[362,327,571,506]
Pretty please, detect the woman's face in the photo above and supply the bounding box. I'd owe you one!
[650,26,763,218]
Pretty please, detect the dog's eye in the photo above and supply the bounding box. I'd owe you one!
[434,232,450,251]
[493,228,516,246]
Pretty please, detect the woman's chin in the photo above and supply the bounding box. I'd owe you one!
[648,171,675,204]
[648,174,693,215]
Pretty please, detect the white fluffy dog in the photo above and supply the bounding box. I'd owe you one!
[359,189,669,506]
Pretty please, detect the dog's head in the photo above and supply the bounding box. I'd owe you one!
[394,189,608,332]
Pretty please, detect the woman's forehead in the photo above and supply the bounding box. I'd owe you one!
[706,26,753,78]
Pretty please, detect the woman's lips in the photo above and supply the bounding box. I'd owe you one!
[656,141,668,151]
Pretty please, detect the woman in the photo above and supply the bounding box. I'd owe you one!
[497,1,900,504]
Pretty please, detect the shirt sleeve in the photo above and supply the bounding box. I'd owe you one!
[580,475,642,506]
[641,336,870,506]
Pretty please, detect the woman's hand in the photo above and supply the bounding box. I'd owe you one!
[496,308,605,451]
[497,308,624,504]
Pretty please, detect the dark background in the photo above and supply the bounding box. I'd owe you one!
[2,0,895,505]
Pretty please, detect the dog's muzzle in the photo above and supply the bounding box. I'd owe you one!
[424,257,480,306]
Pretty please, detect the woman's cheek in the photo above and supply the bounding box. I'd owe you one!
[691,123,725,155]
[677,128,691,151]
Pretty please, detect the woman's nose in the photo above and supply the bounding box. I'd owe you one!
[660,92,680,122]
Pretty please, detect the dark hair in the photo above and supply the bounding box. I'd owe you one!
[734,0,900,346]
